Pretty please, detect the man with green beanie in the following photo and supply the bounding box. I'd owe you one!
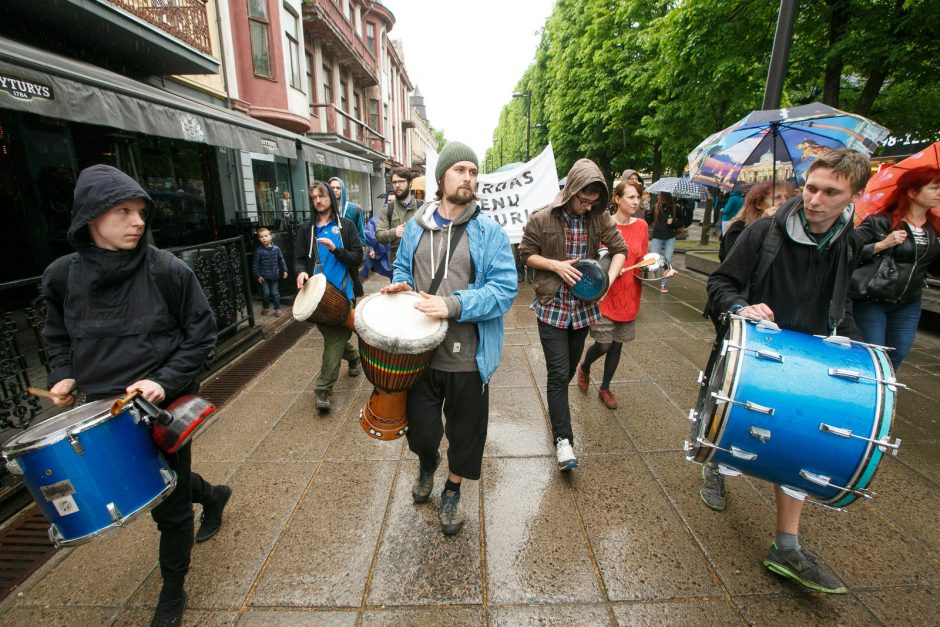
[383,141,517,535]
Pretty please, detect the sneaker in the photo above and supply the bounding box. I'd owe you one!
[150,590,187,627]
[576,362,589,393]
[700,463,726,511]
[347,359,361,377]
[598,388,618,409]
[660,285,669,293]
[274,309,282,317]
[315,391,332,413]
[555,437,577,471]
[195,485,232,543]
[764,542,847,594]
[261,308,272,316]
[412,452,441,504]
[439,489,465,535]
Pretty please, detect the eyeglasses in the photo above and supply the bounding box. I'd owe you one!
[576,192,601,209]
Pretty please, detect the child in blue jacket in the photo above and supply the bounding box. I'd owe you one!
[252,227,288,316]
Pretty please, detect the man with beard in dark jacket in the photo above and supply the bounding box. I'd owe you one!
[702,148,869,595]
[42,165,231,627]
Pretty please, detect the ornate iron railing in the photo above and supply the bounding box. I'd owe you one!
[108,0,212,55]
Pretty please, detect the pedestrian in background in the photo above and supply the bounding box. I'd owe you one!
[376,167,422,266]
[719,181,793,261]
[328,177,366,250]
[520,158,627,471]
[720,189,744,235]
[295,181,363,414]
[649,191,679,293]
[252,227,288,317]
[850,167,940,370]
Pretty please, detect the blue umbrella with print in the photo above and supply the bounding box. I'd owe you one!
[687,103,890,192]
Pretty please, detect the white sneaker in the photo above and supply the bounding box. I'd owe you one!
[556,438,577,470]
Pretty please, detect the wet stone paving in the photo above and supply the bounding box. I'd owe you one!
[1,268,938,626]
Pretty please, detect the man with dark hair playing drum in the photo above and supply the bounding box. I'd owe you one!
[382,141,517,535]
[295,181,365,413]
[704,148,870,594]
[41,165,232,627]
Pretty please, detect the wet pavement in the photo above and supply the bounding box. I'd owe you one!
[1,266,938,626]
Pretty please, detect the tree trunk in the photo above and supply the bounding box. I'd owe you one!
[651,142,662,182]
[699,196,714,246]
[853,66,888,117]
[822,0,850,106]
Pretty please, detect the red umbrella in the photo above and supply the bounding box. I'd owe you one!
[855,140,940,224]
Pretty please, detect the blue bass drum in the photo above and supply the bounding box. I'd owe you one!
[3,399,176,546]
[686,316,901,508]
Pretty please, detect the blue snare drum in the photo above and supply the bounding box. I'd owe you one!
[3,399,176,546]
[686,316,901,508]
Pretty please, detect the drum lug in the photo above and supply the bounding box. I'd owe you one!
[48,523,65,548]
[129,406,143,425]
[4,457,22,475]
[697,370,705,385]
[799,469,874,499]
[716,464,742,477]
[160,468,175,485]
[754,319,781,332]
[724,343,783,363]
[692,436,757,462]
[712,392,775,416]
[822,334,853,347]
[687,409,698,423]
[67,432,83,456]
[827,368,907,390]
[106,502,124,524]
[779,485,845,512]
[818,423,902,456]
[748,426,771,442]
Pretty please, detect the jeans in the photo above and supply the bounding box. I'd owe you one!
[260,279,281,310]
[650,237,676,287]
[537,320,590,445]
[852,298,922,371]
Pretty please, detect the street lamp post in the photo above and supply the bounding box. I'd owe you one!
[512,91,531,162]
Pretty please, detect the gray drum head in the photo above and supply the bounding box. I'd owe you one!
[3,400,114,456]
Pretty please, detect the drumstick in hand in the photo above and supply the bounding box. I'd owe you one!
[621,257,657,272]
[111,390,140,417]
[27,386,69,401]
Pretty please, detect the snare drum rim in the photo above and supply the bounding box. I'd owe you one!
[691,318,745,464]
[571,259,609,301]
[2,400,120,458]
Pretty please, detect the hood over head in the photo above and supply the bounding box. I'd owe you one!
[619,169,644,186]
[328,176,351,218]
[69,165,152,249]
[551,159,609,216]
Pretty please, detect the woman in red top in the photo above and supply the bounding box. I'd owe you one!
[577,179,675,408]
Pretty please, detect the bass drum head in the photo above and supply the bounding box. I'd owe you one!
[292,274,327,322]
[571,259,608,302]
[3,400,114,457]
[355,291,448,354]
[688,318,743,463]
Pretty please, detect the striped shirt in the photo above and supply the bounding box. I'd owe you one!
[532,209,601,329]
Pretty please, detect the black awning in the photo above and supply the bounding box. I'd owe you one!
[0,36,297,159]
[300,140,374,174]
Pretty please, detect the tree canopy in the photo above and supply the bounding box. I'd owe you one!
[484,0,940,181]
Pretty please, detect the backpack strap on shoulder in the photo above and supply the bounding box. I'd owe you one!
[151,248,182,319]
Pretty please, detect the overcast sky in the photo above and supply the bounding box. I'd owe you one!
[380,0,556,162]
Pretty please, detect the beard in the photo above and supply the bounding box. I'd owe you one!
[394,186,410,201]
[445,187,476,205]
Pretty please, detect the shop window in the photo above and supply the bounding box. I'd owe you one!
[248,0,272,78]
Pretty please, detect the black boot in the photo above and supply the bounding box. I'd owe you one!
[195,485,232,543]
[151,583,187,627]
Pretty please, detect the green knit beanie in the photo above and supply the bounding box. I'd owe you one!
[435,141,479,181]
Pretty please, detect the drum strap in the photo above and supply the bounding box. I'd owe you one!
[427,218,476,296]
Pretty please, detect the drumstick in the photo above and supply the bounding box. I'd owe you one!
[27,386,69,401]
[111,390,140,417]
[622,257,658,272]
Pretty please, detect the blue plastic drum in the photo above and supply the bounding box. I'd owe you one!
[687,316,900,508]
[571,259,609,302]
[3,399,176,546]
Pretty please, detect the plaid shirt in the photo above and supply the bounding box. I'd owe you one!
[533,210,601,329]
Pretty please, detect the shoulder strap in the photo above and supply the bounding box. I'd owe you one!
[152,248,182,318]
[47,253,78,301]
[386,201,394,225]
[427,212,478,296]
[748,218,784,299]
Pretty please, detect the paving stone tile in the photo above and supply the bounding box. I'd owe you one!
[368,472,482,606]
[251,392,345,462]
[16,514,158,607]
[292,328,325,350]
[237,609,357,625]
[129,461,315,610]
[734,592,880,625]
[895,439,940,486]
[248,347,323,394]
[248,460,395,607]
[581,348,651,385]
[195,392,297,462]
[566,389,634,456]
[856,585,940,626]
[490,603,611,625]
[611,598,743,626]
[643,452,789,595]
[634,319,692,340]
[489,345,535,388]
[113,607,239,626]
[323,388,407,461]
[361,606,482,625]
[503,329,530,346]
[574,456,718,601]
[485,386,553,458]
[899,373,940,400]
[509,305,537,329]
[663,336,714,369]
[866,457,940,553]
[897,391,940,440]
[0,605,119,625]
[620,340,700,382]
[483,457,604,605]
[609,382,688,452]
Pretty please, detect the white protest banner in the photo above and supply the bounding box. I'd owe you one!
[424,147,438,201]
[476,144,559,244]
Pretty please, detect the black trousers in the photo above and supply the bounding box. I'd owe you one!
[537,320,590,445]
[406,369,489,481]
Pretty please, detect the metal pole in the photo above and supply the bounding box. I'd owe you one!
[524,91,531,162]
[762,0,798,110]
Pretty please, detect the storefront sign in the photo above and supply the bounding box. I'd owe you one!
[0,74,53,101]
[179,113,206,143]
[477,144,559,244]
[259,138,278,153]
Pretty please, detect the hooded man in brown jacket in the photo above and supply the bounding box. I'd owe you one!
[519,159,627,471]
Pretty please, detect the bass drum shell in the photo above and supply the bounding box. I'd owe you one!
[687,317,896,508]
[571,259,609,302]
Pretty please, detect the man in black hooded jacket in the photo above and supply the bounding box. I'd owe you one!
[41,164,231,627]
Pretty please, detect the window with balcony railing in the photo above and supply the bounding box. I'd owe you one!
[284,4,302,89]
[248,0,272,78]
[366,22,375,52]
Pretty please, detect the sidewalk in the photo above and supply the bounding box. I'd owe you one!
[1,270,938,626]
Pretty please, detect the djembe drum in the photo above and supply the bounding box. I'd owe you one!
[354,291,448,440]
[292,273,354,330]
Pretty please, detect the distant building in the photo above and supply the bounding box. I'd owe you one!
[410,86,437,169]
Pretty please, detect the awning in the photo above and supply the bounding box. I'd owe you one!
[0,36,298,158]
[300,140,374,174]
